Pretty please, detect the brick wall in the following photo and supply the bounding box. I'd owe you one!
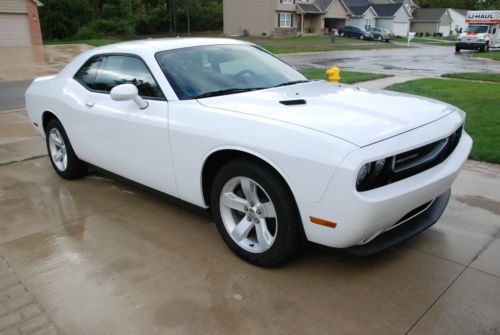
[26,0,42,45]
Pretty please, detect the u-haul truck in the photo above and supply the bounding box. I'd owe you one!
[456,10,500,53]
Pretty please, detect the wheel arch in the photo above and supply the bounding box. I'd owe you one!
[200,148,295,208]
[41,110,59,133]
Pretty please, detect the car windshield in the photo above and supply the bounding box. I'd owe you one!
[465,25,489,33]
[155,44,308,100]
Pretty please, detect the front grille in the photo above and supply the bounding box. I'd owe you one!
[389,126,463,183]
[356,125,463,191]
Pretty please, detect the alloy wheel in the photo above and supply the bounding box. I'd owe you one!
[219,176,278,253]
[48,128,68,171]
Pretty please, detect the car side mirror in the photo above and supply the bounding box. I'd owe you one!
[110,84,148,109]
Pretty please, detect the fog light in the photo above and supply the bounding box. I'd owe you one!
[357,163,371,186]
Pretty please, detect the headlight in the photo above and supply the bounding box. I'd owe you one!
[356,159,388,189]
[356,163,371,186]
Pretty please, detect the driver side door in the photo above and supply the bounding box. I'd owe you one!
[71,54,178,196]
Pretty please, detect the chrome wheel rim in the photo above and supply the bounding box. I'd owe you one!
[219,177,278,253]
[48,128,68,171]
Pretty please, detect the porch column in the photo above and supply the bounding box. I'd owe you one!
[301,13,304,35]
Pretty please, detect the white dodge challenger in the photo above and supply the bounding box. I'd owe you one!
[26,38,472,266]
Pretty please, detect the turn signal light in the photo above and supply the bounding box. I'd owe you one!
[310,216,337,228]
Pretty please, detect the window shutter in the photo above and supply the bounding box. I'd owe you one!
[291,14,294,27]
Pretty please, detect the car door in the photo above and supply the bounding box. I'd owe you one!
[72,54,178,196]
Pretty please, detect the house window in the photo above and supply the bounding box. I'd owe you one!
[281,0,294,4]
[278,12,293,28]
[365,19,372,29]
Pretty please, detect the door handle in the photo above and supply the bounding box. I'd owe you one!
[85,101,95,108]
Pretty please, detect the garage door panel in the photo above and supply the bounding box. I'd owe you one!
[393,22,409,37]
[0,14,31,46]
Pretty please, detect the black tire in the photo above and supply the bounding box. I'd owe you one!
[45,118,87,180]
[210,159,300,267]
[359,35,364,40]
[377,35,383,41]
[340,32,345,37]
[455,45,461,53]
[484,43,490,53]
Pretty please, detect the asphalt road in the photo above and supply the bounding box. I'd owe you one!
[280,44,500,76]
[0,79,32,110]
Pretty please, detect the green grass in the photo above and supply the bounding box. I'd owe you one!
[45,34,402,53]
[394,37,455,46]
[387,78,500,163]
[242,35,400,54]
[471,52,500,61]
[300,68,392,84]
[45,38,120,46]
[442,72,500,83]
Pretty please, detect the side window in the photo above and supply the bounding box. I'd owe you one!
[74,57,102,90]
[94,55,164,99]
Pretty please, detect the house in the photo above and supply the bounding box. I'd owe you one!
[448,8,467,35]
[343,0,413,36]
[223,0,351,37]
[410,8,453,37]
[0,0,43,46]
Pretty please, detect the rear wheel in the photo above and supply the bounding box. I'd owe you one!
[377,35,383,41]
[211,159,300,267]
[359,35,364,40]
[340,32,345,37]
[45,119,87,180]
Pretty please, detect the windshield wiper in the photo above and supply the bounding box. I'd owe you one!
[194,87,265,99]
[273,80,310,88]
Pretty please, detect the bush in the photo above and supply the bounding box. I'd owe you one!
[74,26,105,40]
[89,18,136,38]
[425,32,430,37]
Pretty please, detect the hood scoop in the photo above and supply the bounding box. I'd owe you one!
[279,99,306,106]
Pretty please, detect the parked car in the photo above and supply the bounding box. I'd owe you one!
[368,27,394,42]
[26,38,472,267]
[338,26,374,40]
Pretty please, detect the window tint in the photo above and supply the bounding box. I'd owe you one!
[74,57,102,89]
[94,55,163,99]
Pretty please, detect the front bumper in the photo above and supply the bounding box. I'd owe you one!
[456,42,486,50]
[345,189,450,255]
[297,112,472,250]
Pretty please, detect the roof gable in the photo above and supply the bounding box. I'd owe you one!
[371,3,404,17]
[412,8,448,21]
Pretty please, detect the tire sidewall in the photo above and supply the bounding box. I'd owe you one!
[45,119,86,180]
[210,159,300,267]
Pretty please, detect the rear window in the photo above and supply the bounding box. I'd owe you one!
[74,56,102,90]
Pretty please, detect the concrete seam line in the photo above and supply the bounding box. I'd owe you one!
[0,154,47,167]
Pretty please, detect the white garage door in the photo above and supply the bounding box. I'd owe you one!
[438,24,450,37]
[0,13,31,46]
[393,22,409,37]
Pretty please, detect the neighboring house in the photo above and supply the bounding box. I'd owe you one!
[344,0,413,36]
[0,0,43,46]
[410,8,453,37]
[347,5,378,30]
[223,0,351,37]
[448,8,467,35]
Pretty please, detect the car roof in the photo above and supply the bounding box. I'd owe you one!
[90,37,251,55]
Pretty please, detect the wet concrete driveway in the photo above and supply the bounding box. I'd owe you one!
[1,44,500,334]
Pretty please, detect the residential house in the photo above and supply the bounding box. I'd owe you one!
[410,8,453,37]
[448,8,467,35]
[223,0,351,37]
[343,0,413,36]
[0,0,43,46]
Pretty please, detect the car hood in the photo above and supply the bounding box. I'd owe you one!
[198,81,456,147]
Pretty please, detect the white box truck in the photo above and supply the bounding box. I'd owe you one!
[456,10,500,53]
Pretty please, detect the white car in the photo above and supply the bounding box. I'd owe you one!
[26,38,472,267]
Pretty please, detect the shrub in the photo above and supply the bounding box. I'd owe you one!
[74,26,104,40]
[89,18,136,38]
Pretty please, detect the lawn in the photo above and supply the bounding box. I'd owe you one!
[442,72,500,83]
[387,78,500,163]
[393,37,455,47]
[471,52,500,62]
[300,68,392,84]
[45,34,402,53]
[242,35,400,54]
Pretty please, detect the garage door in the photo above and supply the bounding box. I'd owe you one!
[0,13,31,46]
[438,24,450,37]
[393,22,409,37]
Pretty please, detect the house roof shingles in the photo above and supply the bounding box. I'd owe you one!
[315,0,335,11]
[412,8,448,21]
[297,3,323,13]
[371,3,403,17]
[349,5,372,16]
[343,0,370,7]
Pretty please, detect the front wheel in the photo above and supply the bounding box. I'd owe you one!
[210,159,300,267]
[359,35,364,40]
[481,43,489,53]
[455,45,461,53]
[45,119,87,180]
